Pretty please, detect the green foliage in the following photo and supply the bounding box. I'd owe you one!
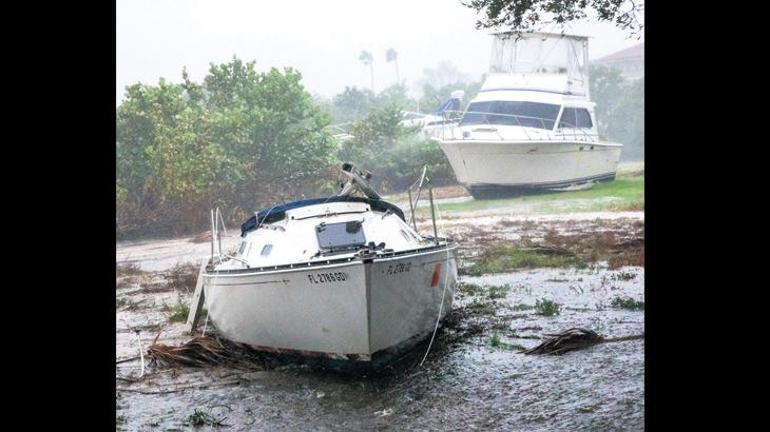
[590,65,644,161]
[534,298,561,316]
[467,243,584,276]
[610,296,644,310]
[116,57,336,238]
[331,86,377,124]
[486,332,525,351]
[183,409,225,427]
[464,0,644,36]
[167,297,190,323]
[331,84,415,124]
[337,105,456,192]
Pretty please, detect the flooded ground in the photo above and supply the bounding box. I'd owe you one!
[117,204,644,431]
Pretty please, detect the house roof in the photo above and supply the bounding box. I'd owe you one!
[594,43,644,63]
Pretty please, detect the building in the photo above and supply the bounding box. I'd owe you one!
[592,43,644,80]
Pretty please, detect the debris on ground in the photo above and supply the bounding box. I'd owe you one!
[520,328,644,356]
[148,336,271,369]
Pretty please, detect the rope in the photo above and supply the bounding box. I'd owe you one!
[419,191,451,367]
[202,306,210,336]
[134,330,145,378]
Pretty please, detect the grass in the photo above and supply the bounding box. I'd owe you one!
[116,262,144,277]
[116,297,129,309]
[167,262,199,292]
[610,296,644,310]
[183,409,225,427]
[466,243,585,275]
[457,282,484,296]
[611,271,637,281]
[485,332,526,351]
[535,298,561,316]
[486,284,511,300]
[423,173,643,215]
[458,282,511,300]
[167,297,190,323]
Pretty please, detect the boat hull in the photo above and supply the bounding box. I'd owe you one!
[438,139,622,198]
[202,246,457,364]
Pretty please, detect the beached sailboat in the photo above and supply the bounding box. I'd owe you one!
[199,164,457,366]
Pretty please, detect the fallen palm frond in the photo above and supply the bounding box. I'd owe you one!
[148,336,269,368]
[520,328,643,356]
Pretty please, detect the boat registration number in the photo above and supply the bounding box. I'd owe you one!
[385,262,412,275]
[308,272,349,284]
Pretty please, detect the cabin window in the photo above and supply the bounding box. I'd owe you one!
[460,101,560,130]
[559,108,576,128]
[237,241,248,255]
[237,241,251,257]
[400,229,411,242]
[315,221,367,251]
[260,244,273,256]
[576,108,593,128]
[559,108,593,128]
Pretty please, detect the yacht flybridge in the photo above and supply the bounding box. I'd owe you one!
[436,32,622,198]
[200,164,457,366]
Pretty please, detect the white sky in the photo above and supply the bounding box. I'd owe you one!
[116,0,644,105]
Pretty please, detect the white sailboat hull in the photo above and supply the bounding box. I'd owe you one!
[438,139,622,197]
[203,246,457,362]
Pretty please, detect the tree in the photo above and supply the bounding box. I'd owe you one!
[331,86,376,124]
[589,65,644,161]
[386,48,400,84]
[116,57,337,238]
[462,0,643,36]
[336,105,455,192]
[419,61,470,90]
[359,50,374,91]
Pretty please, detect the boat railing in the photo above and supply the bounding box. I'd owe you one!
[406,165,439,245]
[210,207,228,264]
[427,110,599,143]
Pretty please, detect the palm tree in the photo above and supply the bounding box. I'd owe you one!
[386,48,400,84]
[359,50,374,91]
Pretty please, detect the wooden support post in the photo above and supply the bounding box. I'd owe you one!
[186,257,209,334]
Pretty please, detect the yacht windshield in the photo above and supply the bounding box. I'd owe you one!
[460,101,561,130]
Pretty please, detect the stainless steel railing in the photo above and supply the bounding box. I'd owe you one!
[425,109,599,143]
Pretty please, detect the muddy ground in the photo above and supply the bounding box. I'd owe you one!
[116,206,644,431]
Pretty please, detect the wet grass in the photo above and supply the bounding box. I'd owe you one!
[487,284,511,300]
[611,271,637,281]
[167,262,199,293]
[427,173,643,215]
[535,299,562,316]
[486,332,526,351]
[457,282,511,301]
[167,297,190,323]
[608,249,644,269]
[116,297,129,309]
[116,262,144,276]
[466,243,585,276]
[183,409,225,427]
[610,296,644,310]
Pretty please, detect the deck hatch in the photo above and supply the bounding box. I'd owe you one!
[316,221,367,251]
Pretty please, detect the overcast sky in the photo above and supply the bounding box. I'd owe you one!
[116,0,644,105]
